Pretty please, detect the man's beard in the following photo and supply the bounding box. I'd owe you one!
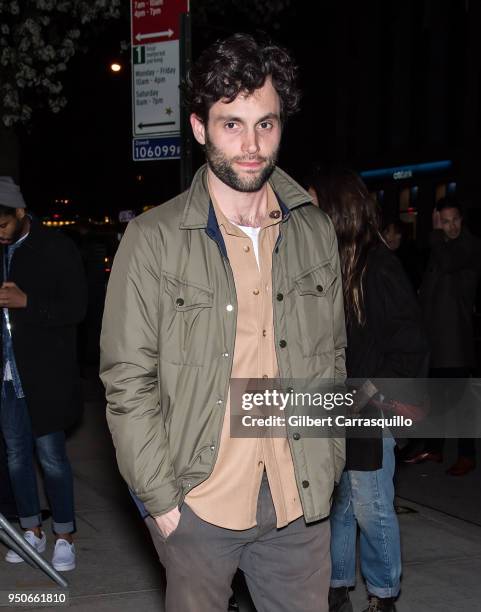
[204,134,278,193]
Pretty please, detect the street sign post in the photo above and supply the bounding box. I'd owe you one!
[131,1,189,161]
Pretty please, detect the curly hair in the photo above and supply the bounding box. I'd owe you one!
[182,33,300,123]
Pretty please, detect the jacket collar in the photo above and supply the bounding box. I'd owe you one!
[179,164,313,230]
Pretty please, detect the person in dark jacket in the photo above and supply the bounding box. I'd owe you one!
[407,196,481,475]
[382,218,423,291]
[0,177,87,571]
[309,169,428,612]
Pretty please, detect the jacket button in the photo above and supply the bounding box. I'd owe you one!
[316,285,323,292]
[279,340,287,348]
[302,480,310,488]
[216,399,223,405]
[176,298,184,306]
[276,293,283,301]
[293,433,300,440]
[269,210,281,219]
[222,352,229,358]
[226,304,234,312]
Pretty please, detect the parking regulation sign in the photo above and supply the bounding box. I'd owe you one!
[131,0,188,159]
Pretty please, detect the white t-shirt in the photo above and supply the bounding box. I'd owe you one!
[233,223,261,268]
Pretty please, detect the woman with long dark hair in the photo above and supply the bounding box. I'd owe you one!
[308,168,428,612]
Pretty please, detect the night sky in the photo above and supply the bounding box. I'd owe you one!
[17,1,481,221]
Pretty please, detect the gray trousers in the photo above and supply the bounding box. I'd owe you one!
[145,475,330,612]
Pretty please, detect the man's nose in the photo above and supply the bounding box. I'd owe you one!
[242,128,259,155]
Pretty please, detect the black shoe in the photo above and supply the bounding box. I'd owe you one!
[362,595,396,612]
[329,587,353,612]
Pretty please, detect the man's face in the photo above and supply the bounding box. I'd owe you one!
[0,210,27,245]
[383,224,402,251]
[440,207,462,240]
[190,77,282,193]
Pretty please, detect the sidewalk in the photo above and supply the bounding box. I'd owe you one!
[1,375,480,611]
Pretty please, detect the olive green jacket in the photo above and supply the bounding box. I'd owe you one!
[100,165,346,522]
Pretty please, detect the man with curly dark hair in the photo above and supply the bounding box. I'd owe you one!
[101,33,346,612]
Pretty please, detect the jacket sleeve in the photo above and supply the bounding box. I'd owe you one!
[16,235,87,328]
[327,217,347,384]
[327,217,347,481]
[374,254,429,378]
[100,219,179,517]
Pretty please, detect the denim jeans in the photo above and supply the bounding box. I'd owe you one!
[330,435,401,599]
[0,381,75,533]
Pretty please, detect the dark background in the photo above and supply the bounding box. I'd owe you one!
[17,0,481,243]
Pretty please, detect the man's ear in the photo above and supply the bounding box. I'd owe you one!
[15,208,26,221]
[190,113,206,145]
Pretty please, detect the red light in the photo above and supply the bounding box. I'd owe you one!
[53,213,60,219]
[407,207,416,214]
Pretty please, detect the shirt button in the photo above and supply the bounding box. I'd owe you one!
[293,433,301,440]
[317,284,323,292]
[262,374,269,379]
[258,460,264,467]
[253,289,260,295]
[269,210,281,219]
[276,293,283,301]
[262,329,267,337]
[302,480,310,488]
[176,298,184,306]
[243,245,250,252]
[279,340,287,348]
[226,304,234,312]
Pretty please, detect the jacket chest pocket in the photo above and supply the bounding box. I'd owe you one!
[160,273,214,366]
[293,262,337,357]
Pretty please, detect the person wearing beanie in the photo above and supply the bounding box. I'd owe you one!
[0,177,87,571]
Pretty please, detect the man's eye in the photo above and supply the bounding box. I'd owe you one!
[225,122,237,129]
[259,121,273,129]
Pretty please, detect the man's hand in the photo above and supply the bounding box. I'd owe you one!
[432,208,442,230]
[0,282,27,308]
[154,506,181,539]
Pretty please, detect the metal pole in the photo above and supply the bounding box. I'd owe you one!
[180,11,193,192]
[0,513,69,588]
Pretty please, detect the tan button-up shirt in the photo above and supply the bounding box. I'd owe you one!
[185,184,303,529]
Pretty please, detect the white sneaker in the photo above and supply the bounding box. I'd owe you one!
[5,530,47,563]
[52,538,76,571]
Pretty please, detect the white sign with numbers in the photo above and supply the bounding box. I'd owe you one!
[132,39,180,137]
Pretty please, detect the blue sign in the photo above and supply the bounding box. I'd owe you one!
[133,136,181,161]
[360,160,452,180]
